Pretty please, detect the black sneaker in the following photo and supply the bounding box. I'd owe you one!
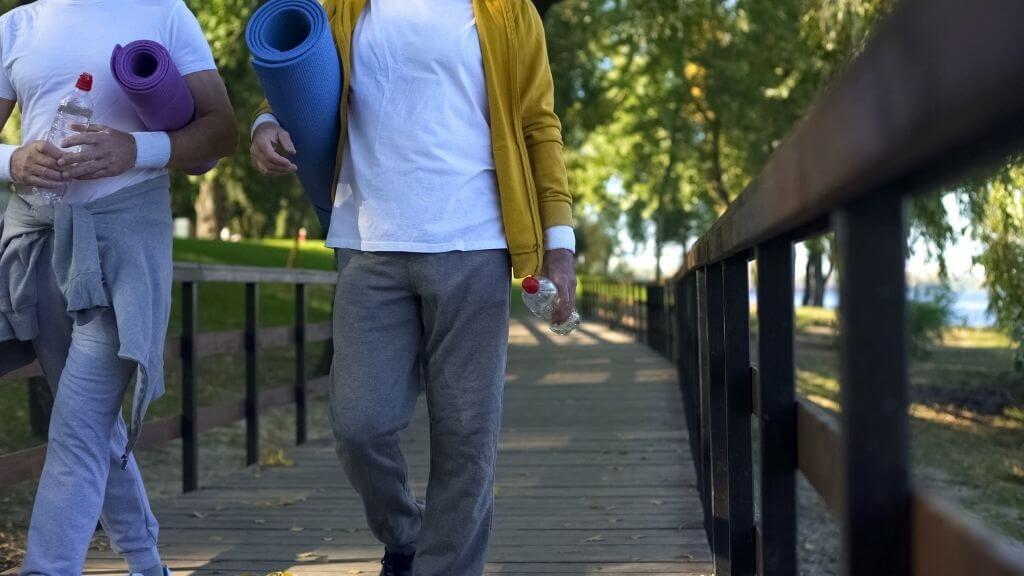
[380,550,415,576]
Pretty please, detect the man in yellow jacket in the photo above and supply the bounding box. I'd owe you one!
[250,1,575,574]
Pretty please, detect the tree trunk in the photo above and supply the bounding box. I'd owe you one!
[818,256,834,307]
[654,239,663,282]
[802,261,813,307]
[195,178,227,239]
[812,264,827,307]
[803,243,828,307]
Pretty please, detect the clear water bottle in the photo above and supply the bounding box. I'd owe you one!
[521,275,581,336]
[27,72,94,204]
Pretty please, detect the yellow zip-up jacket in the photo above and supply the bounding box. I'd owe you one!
[256,0,573,278]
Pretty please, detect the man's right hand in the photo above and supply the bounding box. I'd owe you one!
[11,141,65,188]
[251,122,298,177]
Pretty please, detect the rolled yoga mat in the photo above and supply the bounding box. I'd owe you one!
[109,40,217,176]
[246,0,341,230]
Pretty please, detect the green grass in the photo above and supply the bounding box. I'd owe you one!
[170,238,336,332]
[788,307,1024,541]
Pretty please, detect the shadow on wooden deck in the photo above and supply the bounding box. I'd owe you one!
[82,317,711,575]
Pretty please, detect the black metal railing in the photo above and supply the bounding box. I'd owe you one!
[579,277,677,360]
[0,263,337,493]
[588,0,1024,573]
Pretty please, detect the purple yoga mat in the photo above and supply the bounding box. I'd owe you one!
[110,40,216,175]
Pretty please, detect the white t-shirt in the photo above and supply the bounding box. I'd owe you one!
[327,0,508,252]
[0,0,216,204]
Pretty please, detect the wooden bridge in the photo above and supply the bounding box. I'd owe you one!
[6,0,1024,574]
[74,317,712,575]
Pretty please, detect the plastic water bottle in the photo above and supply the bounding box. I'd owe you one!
[28,73,94,203]
[521,275,581,336]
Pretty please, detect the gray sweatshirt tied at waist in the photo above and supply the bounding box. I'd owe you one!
[0,176,173,464]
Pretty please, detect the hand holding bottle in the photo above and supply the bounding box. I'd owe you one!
[522,275,581,336]
[11,141,66,189]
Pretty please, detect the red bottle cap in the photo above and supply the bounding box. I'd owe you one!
[75,73,93,92]
[522,276,540,294]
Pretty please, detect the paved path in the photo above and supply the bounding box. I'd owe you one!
[83,317,711,575]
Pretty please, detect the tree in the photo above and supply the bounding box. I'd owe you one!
[956,163,1024,371]
[546,0,890,280]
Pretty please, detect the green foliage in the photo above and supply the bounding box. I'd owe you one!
[187,0,318,238]
[908,284,956,357]
[546,0,889,276]
[958,163,1024,370]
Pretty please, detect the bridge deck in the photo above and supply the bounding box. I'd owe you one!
[84,318,711,575]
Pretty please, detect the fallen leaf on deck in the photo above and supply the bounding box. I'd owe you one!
[255,496,307,508]
[191,511,206,519]
[295,551,328,563]
[261,449,296,468]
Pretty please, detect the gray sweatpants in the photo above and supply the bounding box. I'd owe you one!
[21,237,162,576]
[330,249,510,576]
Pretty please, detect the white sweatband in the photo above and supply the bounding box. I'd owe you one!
[544,225,576,253]
[0,143,18,182]
[132,131,172,169]
[251,113,280,139]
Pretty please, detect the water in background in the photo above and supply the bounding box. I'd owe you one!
[750,288,994,328]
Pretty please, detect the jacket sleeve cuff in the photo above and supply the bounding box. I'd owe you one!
[132,132,172,169]
[0,143,17,182]
[251,113,279,139]
[544,226,576,253]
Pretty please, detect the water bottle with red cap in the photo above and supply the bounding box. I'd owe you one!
[521,276,581,336]
[28,72,94,203]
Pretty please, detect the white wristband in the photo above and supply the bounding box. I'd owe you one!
[251,113,280,139]
[544,226,576,253]
[132,131,171,169]
[0,143,18,182]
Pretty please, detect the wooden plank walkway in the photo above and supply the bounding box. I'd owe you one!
[83,317,712,575]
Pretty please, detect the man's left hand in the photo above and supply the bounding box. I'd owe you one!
[540,248,577,325]
[58,124,137,180]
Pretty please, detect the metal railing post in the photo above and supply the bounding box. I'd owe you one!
[706,262,731,573]
[834,194,910,575]
[755,239,798,576]
[696,267,715,550]
[181,281,198,493]
[27,376,53,439]
[245,283,261,466]
[724,255,755,575]
[295,283,308,446]
[646,284,666,355]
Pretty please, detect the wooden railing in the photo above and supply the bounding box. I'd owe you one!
[0,263,337,493]
[588,0,1024,574]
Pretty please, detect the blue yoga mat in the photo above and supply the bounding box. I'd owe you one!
[246,0,341,230]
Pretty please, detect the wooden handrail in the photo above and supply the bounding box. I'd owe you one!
[172,262,337,284]
[659,1,1024,570]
